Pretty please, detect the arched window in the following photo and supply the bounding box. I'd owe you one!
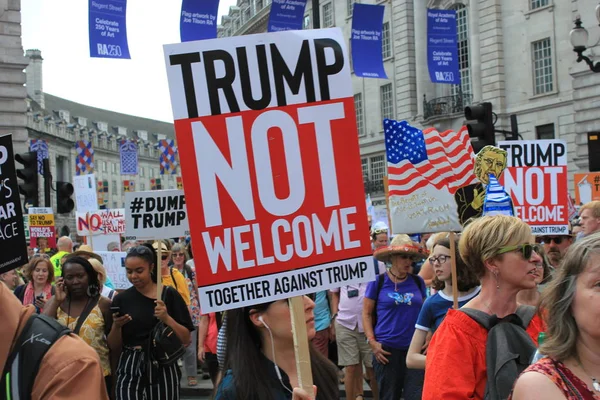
[451,4,471,101]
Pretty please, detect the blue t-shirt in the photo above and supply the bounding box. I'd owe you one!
[314,290,331,332]
[415,286,481,333]
[365,273,426,350]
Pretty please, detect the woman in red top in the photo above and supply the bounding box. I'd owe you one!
[422,215,546,400]
[511,232,600,399]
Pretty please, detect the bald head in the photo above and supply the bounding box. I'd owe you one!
[57,236,73,252]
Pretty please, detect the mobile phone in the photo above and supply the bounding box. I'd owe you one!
[110,306,121,316]
[36,294,44,301]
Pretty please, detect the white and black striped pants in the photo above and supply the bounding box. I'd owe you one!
[115,347,181,400]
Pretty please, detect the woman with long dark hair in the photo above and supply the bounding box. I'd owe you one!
[215,296,340,400]
[107,244,194,400]
[44,256,113,396]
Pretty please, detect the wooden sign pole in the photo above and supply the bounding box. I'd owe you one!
[288,296,314,396]
[86,212,94,250]
[449,232,459,309]
[156,240,163,299]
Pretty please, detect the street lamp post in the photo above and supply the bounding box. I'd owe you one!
[569,7,600,73]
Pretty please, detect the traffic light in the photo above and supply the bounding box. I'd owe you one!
[464,102,495,152]
[15,151,39,209]
[56,181,75,214]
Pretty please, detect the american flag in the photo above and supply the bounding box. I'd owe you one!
[384,119,477,196]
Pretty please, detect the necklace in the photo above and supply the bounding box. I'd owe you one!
[387,269,407,292]
[577,357,600,392]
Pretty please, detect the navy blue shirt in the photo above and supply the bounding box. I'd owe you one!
[415,286,481,333]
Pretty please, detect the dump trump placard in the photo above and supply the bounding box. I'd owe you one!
[164,28,373,312]
[498,140,569,235]
[124,189,189,239]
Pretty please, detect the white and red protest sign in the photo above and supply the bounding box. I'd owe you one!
[76,209,126,236]
[498,140,569,235]
[164,29,373,312]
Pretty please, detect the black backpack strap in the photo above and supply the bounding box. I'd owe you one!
[461,308,495,331]
[371,273,386,327]
[2,314,71,399]
[169,268,178,290]
[410,274,424,296]
[515,305,537,329]
[73,295,100,336]
[372,257,380,277]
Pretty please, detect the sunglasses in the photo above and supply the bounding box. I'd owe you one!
[497,243,541,260]
[172,253,185,258]
[429,255,450,265]
[539,236,567,245]
[161,254,170,260]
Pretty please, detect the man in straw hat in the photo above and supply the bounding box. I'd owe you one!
[363,234,428,400]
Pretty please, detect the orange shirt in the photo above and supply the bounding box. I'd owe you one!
[423,308,545,400]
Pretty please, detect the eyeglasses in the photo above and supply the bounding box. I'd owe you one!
[539,236,567,245]
[496,243,541,260]
[161,254,170,260]
[371,228,388,236]
[429,255,450,265]
[172,253,185,258]
[31,254,50,260]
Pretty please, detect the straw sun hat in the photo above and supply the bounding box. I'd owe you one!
[374,234,428,263]
[66,244,103,263]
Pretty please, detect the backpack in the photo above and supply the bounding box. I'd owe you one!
[461,305,537,400]
[371,272,424,328]
[1,314,71,400]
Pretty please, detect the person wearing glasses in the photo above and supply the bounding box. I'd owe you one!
[516,246,553,307]
[108,244,193,400]
[215,296,340,400]
[422,215,546,400]
[406,236,480,370]
[363,234,428,400]
[153,241,191,306]
[539,232,573,269]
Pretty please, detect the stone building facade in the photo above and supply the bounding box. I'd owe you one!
[218,0,600,205]
[24,50,177,237]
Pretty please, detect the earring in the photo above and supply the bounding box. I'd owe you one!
[493,270,500,291]
[87,284,99,297]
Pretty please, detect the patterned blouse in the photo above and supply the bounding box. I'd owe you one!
[57,304,111,377]
[181,262,201,326]
[510,357,600,400]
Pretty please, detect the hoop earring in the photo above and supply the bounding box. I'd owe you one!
[87,284,99,297]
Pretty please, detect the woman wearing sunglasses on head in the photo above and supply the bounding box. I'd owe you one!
[362,234,428,400]
[215,295,339,400]
[153,241,191,306]
[406,236,481,370]
[422,215,546,400]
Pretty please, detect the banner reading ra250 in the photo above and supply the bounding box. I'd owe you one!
[164,29,373,312]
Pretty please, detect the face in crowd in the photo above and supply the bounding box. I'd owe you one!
[125,246,156,289]
[0,270,19,290]
[430,244,451,282]
[249,295,316,342]
[32,260,51,286]
[539,235,573,267]
[372,231,389,249]
[580,207,600,236]
[61,260,92,298]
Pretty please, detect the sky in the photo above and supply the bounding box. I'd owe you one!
[21,0,238,123]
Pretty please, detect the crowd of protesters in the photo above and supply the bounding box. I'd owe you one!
[1,200,600,399]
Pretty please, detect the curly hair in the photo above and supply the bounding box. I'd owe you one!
[431,237,480,292]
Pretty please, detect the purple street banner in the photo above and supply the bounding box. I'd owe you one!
[267,0,308,32]
[0,134,29,273]
[427,9,460,84]
[180,0,219,42]
[89,0,131,59]
[120,140,138,175]
[29,139,49,175]
[350,3,387,79]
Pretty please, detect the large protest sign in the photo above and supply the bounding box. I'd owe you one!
[385,120,478,234]
[74,174,98,213]
[77,209,126,236]
[164,28,373,312]
[180,0,219,41]
[96,251,131,289]
[0,135,28,273]
[28,207,56,248]
[427,9,460,84]
[499,140,569,235]
[575,173,600,205]
[350,3,387,79]
[88,0,131,59]
[267,0,307,32]
[125,189,189,239]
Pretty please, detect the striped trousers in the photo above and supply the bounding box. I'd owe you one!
[115,347,181,400]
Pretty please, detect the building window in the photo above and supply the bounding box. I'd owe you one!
[536,123,555,139]
[380,84,394,120]
[530,0,549,10]
[363,155,386,194]
[303,15,310,29]
[150,168,155,178]
[361,158,368,181]
[370,155,385,183]
[533,38,553,95]
[244,7,251,22]
[141,182,146,191]
[382,22,391,59]
[102,161,107,172]
[256,0,263,11]
[140,167,145,177]
[111,163,116,173]
[347,0,353,16]
[112,180,117,193]
[322,2,333,27]
[451,4,471,102]
[354,93,364,136]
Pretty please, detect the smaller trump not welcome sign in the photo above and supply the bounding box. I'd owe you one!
[124,189,189,239]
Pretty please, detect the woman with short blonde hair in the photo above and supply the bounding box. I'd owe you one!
[423,215,546,399]
[511,232,600,399]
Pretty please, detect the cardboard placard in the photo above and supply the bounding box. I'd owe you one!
[96,251,131,290]
[28,207,56,248]
[499,140,569,235]
[164,28,373,312]
[124,189,189,239]
[76,209,126,236]
[574,173,600,205]
[0,134,29,273]
[73,174,98,213]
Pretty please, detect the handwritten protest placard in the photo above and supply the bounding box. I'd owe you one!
[76,209,126,236]
[73,174,98,213]
[96,251,131,290]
